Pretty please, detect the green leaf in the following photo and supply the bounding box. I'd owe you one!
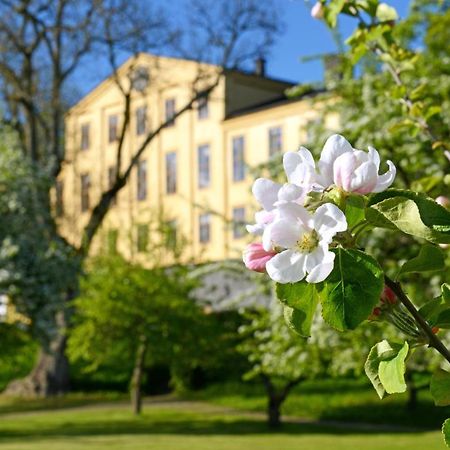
[324,0,347,28]
[420,284,450,327]
[431,370,450,406]
[345,194,366,228]
[442,419,450,448]
[426,105,442,120]
[356,0,379,16]
[410,83,428,101]
[365,340,408,399]
[378,341,409,394]
[398,244,445,277]
[367,189,450,244]
[376,3,398,21]
[318,248,384,331]
[277,282,319,337]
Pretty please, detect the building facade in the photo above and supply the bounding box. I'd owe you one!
[58,53,334,264]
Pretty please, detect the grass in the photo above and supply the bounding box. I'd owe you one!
[184,378,450,429]
[0,397,446,450]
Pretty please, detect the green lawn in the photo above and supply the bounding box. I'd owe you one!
[185,378,450,429]
[0,397,446,450]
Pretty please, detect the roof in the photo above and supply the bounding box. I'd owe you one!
[224,87,327,120]
[67,52,298,115]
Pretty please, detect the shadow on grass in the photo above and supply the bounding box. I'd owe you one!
[0,393,127,415]
[0,411,434,442]
[319,400,450,430]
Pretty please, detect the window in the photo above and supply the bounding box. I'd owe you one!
[80,123,90,150]
[233,207,246,238]
[165,98,176,126]
[108,114,118,143]
[137,160,147,201]
[268,127,282,156]
[108,165,117,206]
[80,173,90,212]
[199,213,211,243]
[136,106,147,136]
[107,229,118,254]
[198,96,209,120]
[198,144,210,188]
[232,136,245,181]
[166,152,177,194]
[136,224,149,252]
[55,180,64,217]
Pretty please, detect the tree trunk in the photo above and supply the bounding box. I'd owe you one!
[261,374,302,428]
[405,371,418,411]
[407,385,418,411]
[130,335,148,415]
[4,324,69,397]
[268,394,283,428]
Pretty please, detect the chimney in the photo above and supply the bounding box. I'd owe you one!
[255,57,266,77]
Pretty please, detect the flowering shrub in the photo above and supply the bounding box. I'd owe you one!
[244,133,450,442]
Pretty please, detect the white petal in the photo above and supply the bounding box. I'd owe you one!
[305,249,335,283]
[266,249,307,284]
[246,223,264,235]
[367,146,380,170]
[333,152,357,191]
[373,160,396,193]
[349,160,378,194]
[262,223,274,251]
[252,178,281,211]
[277,183,305,203]
[298,146,316,166]
[318,134,353,187]
[277,203,313,229]
[305,245,326,273]
[283,152,302,183]
[313,203,347,242]
[268,219,302,249]
[288,163,316,190]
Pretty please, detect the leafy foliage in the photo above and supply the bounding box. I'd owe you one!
[0,138,80,343]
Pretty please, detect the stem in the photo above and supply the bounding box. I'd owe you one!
[385,276,450,364]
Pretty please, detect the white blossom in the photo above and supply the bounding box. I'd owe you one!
[263,202,347,284]
[283,134,396,194]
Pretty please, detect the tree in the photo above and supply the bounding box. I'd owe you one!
[0,0,282,396]
[237,297,373,427]
[0,131,80,396]
[68,252,204,415]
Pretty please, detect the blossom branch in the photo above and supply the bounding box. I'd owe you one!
[384,275,450,365]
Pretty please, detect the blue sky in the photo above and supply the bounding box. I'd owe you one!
[75,1,412,98]
[269,0,411,83]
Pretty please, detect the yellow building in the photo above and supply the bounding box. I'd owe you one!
[58,53,331,263]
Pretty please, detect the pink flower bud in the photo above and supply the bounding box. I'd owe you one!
[311,2,324,19]
[436,196,449,209]
[243,243,277,273]
[368,307,382,320]
[381,286,396,305]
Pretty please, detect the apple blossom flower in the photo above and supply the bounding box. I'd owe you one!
[263,202,347,284]
[311,2,324,19]
[283,135,396,195]
[246,178,306,235]
[243,243,277,273]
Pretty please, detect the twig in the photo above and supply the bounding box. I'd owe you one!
[385,275,450,364]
